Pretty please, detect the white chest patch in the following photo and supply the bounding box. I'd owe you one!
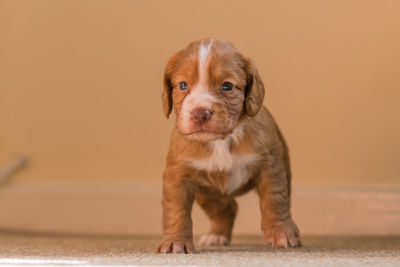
[188,138,261,194]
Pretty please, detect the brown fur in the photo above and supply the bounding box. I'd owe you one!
[158,39,300,254]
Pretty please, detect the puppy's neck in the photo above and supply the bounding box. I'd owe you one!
[188,123,246,172]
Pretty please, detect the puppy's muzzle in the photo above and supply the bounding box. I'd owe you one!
[192,108,212,125]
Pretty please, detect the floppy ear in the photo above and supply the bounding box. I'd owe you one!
[244,59,265,116]
[162,54,178,118]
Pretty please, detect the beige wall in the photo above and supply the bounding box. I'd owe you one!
[1,0,399,186]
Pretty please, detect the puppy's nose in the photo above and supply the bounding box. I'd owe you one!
[192,108,212,124]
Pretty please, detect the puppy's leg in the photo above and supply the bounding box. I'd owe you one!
[256,148,300,248]
[196,194,237,246]
[157,173,195,254]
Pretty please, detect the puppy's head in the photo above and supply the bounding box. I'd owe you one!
[162,39,265,142]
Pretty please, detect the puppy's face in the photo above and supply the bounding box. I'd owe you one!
[162,39,265,142]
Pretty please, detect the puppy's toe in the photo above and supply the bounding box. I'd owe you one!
[157,236,195,254]
[198,234,229,246]
[264,219,301,248]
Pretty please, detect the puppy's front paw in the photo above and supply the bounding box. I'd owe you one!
[263,218,300,248]
[198,234,229,246]
[157,236,195,254]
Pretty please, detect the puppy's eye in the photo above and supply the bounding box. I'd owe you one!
[179,81,188,90]
[221,82,233,91]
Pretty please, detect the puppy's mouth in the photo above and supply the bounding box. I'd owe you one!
[180,128,231,141]
[183,129,221,135]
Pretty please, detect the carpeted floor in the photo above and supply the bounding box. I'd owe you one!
[0,232,399,266]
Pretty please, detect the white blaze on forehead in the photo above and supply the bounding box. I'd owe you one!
[198,41,212,84]
[180,40,217,132]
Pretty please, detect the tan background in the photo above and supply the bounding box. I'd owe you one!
[1,0,399,187]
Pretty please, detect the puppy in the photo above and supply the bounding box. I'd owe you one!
[158,39,300,254]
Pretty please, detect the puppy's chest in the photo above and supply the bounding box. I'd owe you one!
[188,141,261,194]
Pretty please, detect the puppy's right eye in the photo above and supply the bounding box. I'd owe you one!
[221,82,233,91]
[179,81,188,90]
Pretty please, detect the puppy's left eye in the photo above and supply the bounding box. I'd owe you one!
[221,82,233,91]
[179,81,188,90]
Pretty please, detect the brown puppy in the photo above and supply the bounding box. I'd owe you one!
[158,39,300,254]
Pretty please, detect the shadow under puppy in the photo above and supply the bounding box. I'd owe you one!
[158,39,300,254]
